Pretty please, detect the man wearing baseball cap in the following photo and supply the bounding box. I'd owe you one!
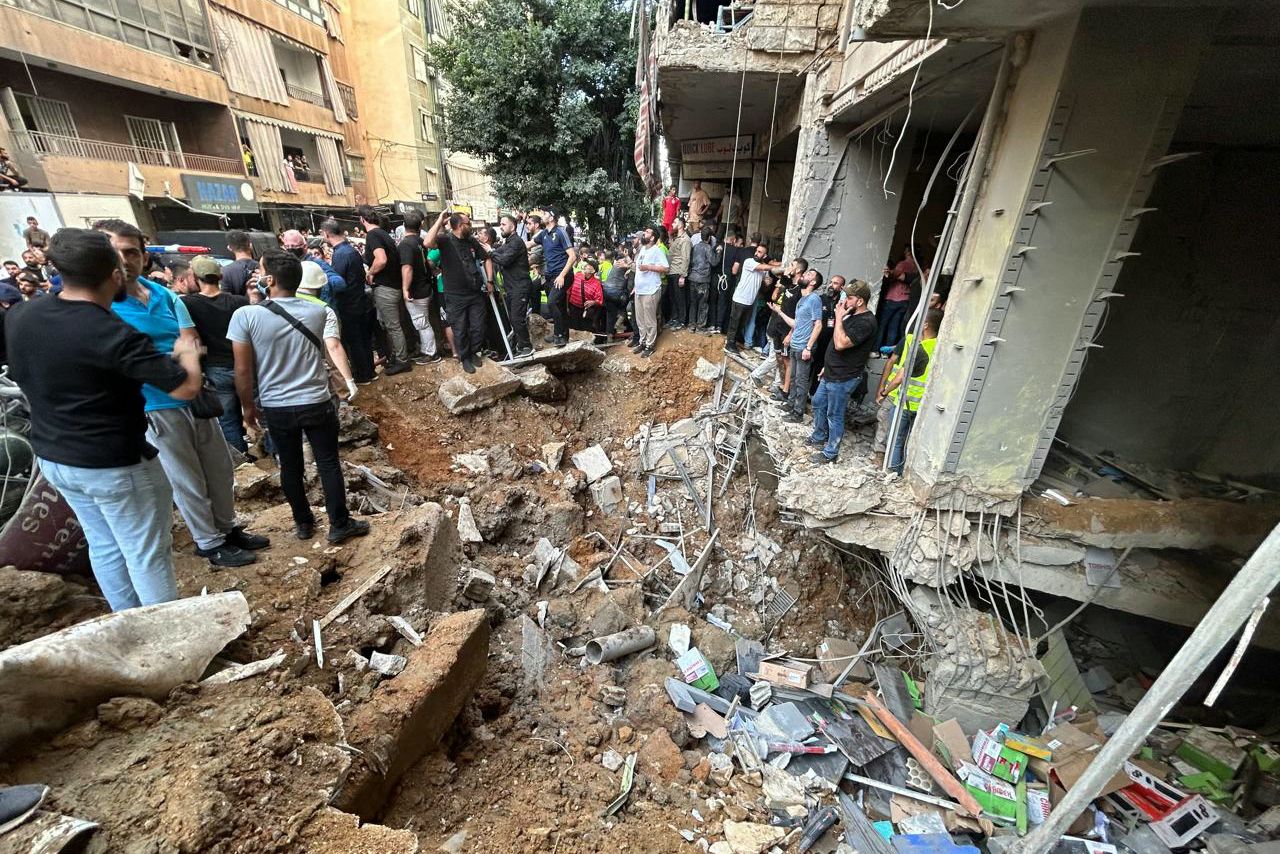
[180,255,251,455]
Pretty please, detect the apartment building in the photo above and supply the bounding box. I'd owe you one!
[652,0,1280,641]
[346,0,499,222]
[0,0,370,248]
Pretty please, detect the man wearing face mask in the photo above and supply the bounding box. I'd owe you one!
[425,209,492,374]
[281,229,344,308]
[6,229,204,610]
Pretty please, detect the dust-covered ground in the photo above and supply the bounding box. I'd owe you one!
[0,329,886,853]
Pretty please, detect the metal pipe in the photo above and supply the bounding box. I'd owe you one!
[1016,524,1280,854]
[881,105,976,474]
[584,626,656,665]
[942,37,1014,276]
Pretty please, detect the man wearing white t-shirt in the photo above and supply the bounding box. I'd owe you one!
[631,226,669,358]
[724,243,783,354]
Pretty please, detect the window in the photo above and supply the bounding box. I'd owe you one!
[423,0,448,37]
[15,93,78,138]
[19,0,213,62]
[407,0,420,16]
[346,154,366,183]
[419,109,436,143]
[411,46,429,83]
[125,115,182,166]
[336,82,358,119]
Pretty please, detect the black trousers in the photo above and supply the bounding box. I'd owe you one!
[726,301,752,347]
[339,305,375,382]
[668,274,688,325]
[717,276,736,332]
[505,277,534,350]
[262,400,348,527]
[444,292,487,361]
[549,280,569,340]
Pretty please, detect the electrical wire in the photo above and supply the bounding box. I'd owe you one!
[881,0,934,198]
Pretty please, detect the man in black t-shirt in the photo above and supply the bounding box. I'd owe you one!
[221,230,258,296]
[425,209,493,374]
[179,256,252,453]
[360,205,413,376]
[808,279,878,464]
[492,213,535,357]
[399,211,441,364]
[766,258,807,399]
[7,229,203,611]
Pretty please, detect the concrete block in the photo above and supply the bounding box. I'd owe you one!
[510,339,606,375]
[817,2,842,30]
[456,501,483,544]
[590,475,625,514]
[437,362,522,414]
[752,2,819,28]
[542,441,566,471]
[1019,541,1087,566]
[334,609,491,820]
[572,444,614,483]
[747,25,817,53]
[462,569,495,601]
[512,364,567,402]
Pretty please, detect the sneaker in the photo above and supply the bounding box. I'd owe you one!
[723,344,741,355]
[810,452,837,465]
[472,353,485,367]
[412,355,433,365]
[196,542,257,568]
[771,390,788,402]
[225,526,270,551]
[806,435,827,447]
[782,413,804,424]
[425,353,443,363]
[0,784,48,836]
[641,346,655,358]
[296,521,315,541]
[514,345,534,358]
[384,362,412,376]
[328,517,371,545]
[462,357,476,374]
[355,375,379,386]
[631,342,647,354]
[553,336,568,347]
[627,337,641,348]
[669,323,684,331]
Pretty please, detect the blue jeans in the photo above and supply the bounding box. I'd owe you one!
[39,456,179,611]
[876,299,910,351]
[744,301,762,349]
[888,406,917,474]
[809,375,862,460]
[206,365,247,453]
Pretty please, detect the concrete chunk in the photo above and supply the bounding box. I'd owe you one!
[514,339,606,375]
[456,501,483,543]
[512,364,567,401]
[542,441,566,471]
[462,569,495,601]
[437,362,522,414]
[590,475,624,514]
[572,444,613,483]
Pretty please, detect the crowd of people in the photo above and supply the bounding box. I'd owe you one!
[0,192,945,613]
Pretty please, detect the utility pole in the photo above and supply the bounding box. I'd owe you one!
[1016,523,1280,854]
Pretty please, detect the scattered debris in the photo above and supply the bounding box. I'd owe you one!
[462,569,495,601]
[571,444,614,483]
[368,651,407,677]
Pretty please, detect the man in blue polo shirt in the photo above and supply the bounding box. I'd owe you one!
[96,219,269,569]
[528,211,576,347]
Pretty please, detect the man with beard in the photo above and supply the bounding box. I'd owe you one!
[6,228,203,610]
[491,213,535,357]
[425,209,492,374]
[631,226,668,357]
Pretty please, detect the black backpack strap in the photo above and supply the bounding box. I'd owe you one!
[262,299,324,352]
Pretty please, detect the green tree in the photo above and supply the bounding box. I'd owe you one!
[429,0,650,236]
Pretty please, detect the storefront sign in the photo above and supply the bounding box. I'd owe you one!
[679,135,754,163]
[681,161,754,181]
[181,175,259,214]
[394,200,426,215]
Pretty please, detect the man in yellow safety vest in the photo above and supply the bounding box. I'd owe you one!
[874,308,943,473]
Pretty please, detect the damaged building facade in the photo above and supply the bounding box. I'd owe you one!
[653,0,1280,720]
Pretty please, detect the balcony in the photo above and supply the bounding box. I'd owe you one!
[20,131,244,175]
[286,82,331,109]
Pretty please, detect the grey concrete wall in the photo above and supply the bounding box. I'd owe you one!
[1057,148,1280,482]
[907,7,1215,504]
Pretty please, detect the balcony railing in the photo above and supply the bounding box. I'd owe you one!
[20,131,245,175]
[286,82,330,108]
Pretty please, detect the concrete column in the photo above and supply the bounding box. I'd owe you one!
[906,7,1216,506]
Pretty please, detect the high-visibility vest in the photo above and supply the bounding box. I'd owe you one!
[888,334,937,412]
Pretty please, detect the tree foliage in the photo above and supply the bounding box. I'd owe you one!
[429,0,649,235]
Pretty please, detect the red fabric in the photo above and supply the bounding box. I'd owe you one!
[662,196,680,229]
[569,273,604,308]
[884,257,918,302]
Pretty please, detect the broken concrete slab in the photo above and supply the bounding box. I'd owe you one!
[456,501,483,543]
[1018,539,1087,566]
[369,651,407,677]
[0,591,251,752]
[335,609,491,820]
[693,357,723,382]
[775,469,884,521]
[507,339,606,375]
[542,441,566,471]
[571,444,613,483]
[462,568,495,601]
[590,475,625,514]
[512,364,567,401]
[437,362,522,414]
[232,462,276,500]
[722,820,786,853]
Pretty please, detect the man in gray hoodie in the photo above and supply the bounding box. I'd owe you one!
[687,226,717,331]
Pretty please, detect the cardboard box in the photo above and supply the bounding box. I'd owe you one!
[933,718,971,772]
[676,647,719,691]
[973,729,1028,783]
[816,637,869,683]
[757,658,812,689]
[1031,723,1130,797]
[1026,784,1052,825]
[1003,730,1054,761]
[957,762,1018,821]
[1176,726,1246,781]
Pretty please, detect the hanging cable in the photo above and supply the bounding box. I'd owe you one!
[881,0,935,198]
